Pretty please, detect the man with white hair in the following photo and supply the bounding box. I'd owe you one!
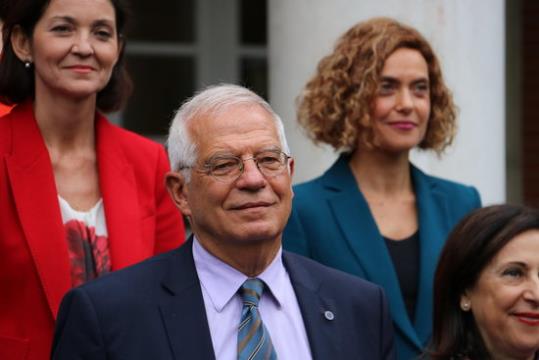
[52,84,395,359]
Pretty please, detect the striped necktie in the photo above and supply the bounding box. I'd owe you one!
[237,278,277,360]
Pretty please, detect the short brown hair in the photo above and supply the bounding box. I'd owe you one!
[297,17,456,154]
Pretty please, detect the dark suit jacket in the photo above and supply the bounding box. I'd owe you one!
[283,155,481,360]
[52,239,396,359]
[0,102,185,360]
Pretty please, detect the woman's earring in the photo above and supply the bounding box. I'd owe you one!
[24,61,32,69]
[460,301,471,311]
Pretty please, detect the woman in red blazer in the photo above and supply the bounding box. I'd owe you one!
[0,1,185,359]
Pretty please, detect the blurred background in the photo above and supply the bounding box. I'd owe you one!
[116,0,537,207]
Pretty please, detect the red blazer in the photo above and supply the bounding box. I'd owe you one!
[0,102,185,360]
[0,103,11,117]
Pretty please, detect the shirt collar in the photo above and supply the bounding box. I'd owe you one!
[192,236,286,312]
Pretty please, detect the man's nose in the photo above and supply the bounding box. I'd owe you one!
[236,158,266,189]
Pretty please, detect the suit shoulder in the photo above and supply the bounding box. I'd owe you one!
[424,172,474,192]
[98,119,171,180]
[78,248,178,295]
[292,157,355,203]
[291,176,328,208]
[293,175,324,193]
[104,121,163,154]
[419,170,481,207]
[285,251,381,294]
[417,172,482,226]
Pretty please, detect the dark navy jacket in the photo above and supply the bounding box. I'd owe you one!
[52,238,396,359]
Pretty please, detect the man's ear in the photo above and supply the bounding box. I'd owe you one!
[288,157,295,198]
[11,25,33,63]
[165,171,192,217]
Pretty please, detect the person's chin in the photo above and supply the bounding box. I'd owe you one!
[61,79,108,95]
[503,329,539,358]
[234,205,271,217]
[384,136,423,151]
[57,86,100,99]
[232,223,280,244]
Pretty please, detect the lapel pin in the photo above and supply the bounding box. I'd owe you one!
[324,310,335,321]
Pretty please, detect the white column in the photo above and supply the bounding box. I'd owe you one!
[269,0,505,204]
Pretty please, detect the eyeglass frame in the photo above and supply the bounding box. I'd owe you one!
[179,149,292,183]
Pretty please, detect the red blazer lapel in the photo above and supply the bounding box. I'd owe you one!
[5,103,71,319]
[95,115,143,269]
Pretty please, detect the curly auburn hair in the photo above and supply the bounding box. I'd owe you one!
[297,17,456,154]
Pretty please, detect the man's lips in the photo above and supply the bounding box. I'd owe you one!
[230,201,273,210]
[513,312,539,326]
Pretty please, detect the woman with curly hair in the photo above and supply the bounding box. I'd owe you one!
[283,17,481,359]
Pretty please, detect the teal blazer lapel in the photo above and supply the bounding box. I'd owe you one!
[320,156,422,349]
[411,166,449,344]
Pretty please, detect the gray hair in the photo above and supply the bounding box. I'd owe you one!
[167,84,290,182]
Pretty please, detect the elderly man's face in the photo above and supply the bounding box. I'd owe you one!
[177,104,294,248]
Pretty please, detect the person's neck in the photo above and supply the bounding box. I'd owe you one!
[195,234,281,277]
[349,147,413,197]
[33,90,97,153]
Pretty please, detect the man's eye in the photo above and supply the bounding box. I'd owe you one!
[258,156,279,165]
[256,152,284,169]
[211,160,237,172]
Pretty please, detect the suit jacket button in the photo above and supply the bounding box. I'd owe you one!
[324,310,334,321]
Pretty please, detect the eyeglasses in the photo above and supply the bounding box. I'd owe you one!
[190,150,291,183]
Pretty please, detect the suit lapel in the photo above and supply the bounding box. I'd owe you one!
[159,238,215,360]
[4,103,71,318]
[283,252,341,360]
[411,166,449,344]
[321,156,422,349]
[95,116,142,268]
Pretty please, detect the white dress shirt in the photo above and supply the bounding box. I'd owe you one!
[192,237,313,360]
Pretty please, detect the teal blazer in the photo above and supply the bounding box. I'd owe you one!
[283,155,481,360]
